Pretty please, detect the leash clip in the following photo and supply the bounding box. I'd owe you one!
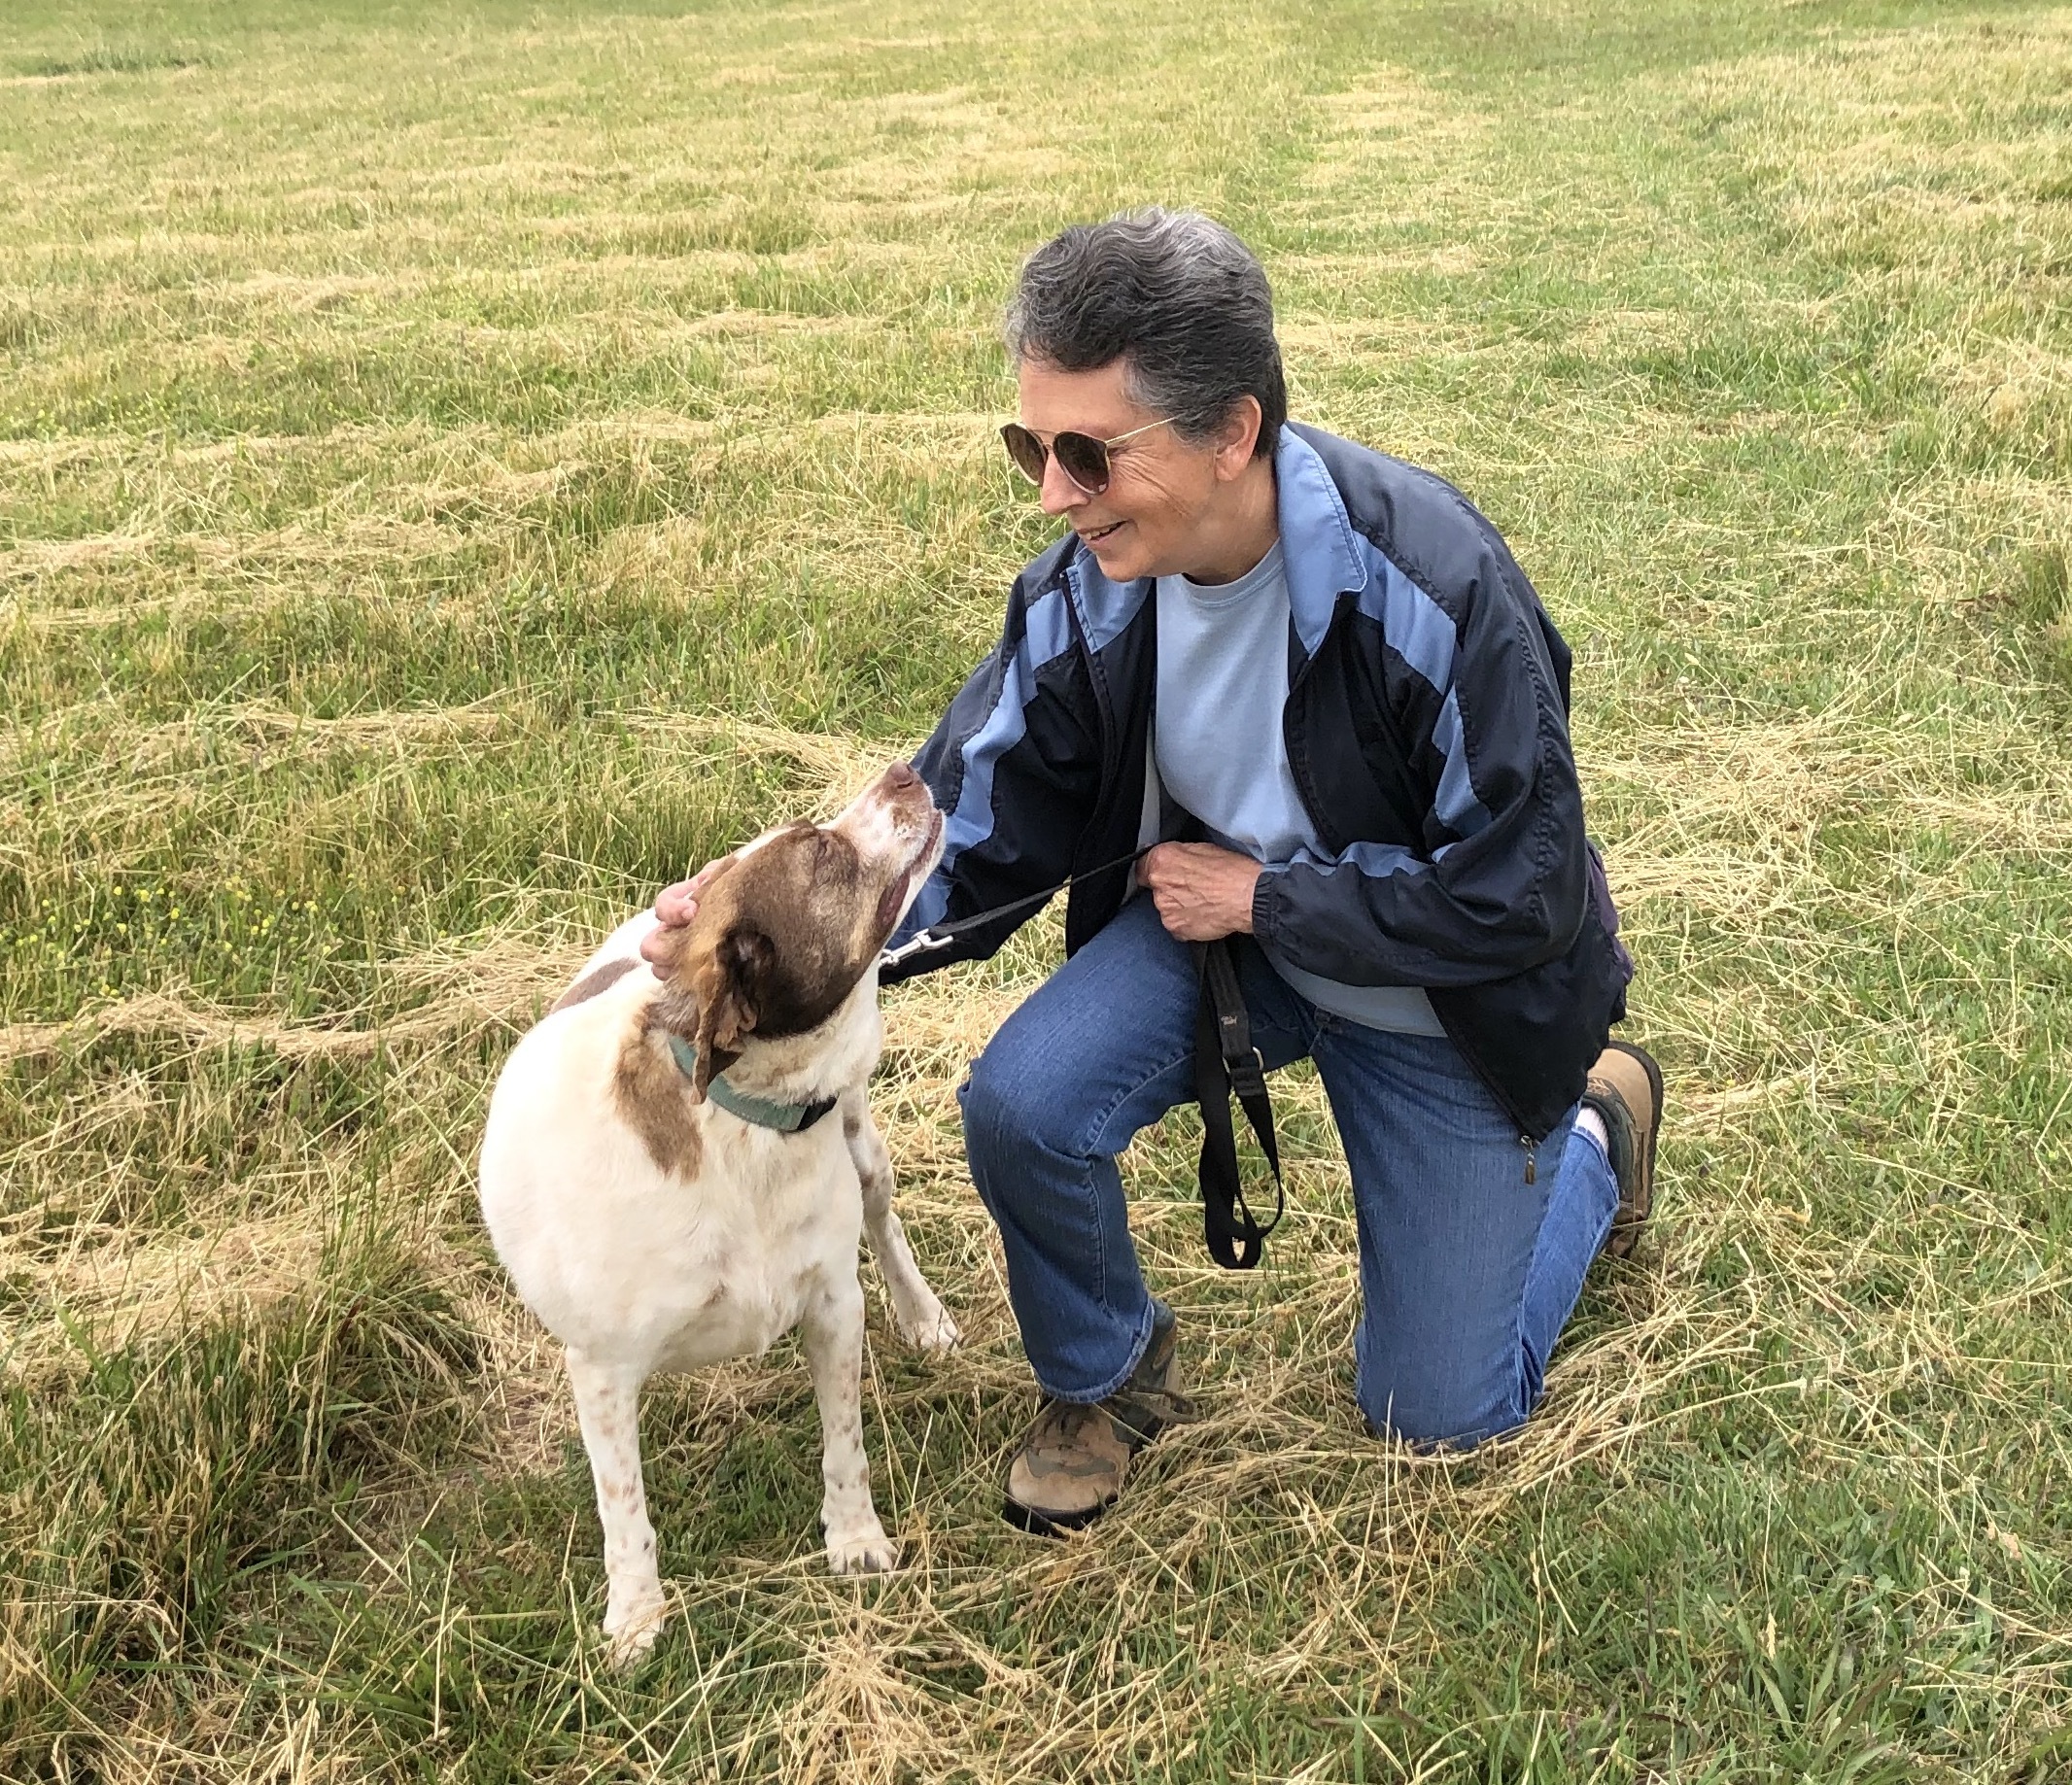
[878,927,953,969]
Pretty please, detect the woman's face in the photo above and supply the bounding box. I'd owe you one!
[1013,357,1259,584]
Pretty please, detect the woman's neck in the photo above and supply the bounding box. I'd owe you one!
[1177,455,1280,586]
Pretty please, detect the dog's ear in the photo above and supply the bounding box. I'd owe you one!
[640,854,742,987]
[684,925,774,1099]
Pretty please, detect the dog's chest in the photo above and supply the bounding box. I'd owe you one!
[478,976,881,1376]
[558,1121,862,1371]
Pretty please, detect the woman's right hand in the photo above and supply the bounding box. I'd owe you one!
[640,856,730,973]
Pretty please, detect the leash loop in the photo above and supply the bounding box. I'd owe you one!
[876,842,1288,1270]
[1192,938,1285,1270]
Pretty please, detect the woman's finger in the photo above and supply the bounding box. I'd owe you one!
[653,880,701,929]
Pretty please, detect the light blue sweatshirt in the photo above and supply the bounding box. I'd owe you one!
[1154,539,1444,1037]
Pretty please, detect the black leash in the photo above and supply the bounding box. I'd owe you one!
[1192,938,1284,1269]
[881,844,1285,1272]
[878,844,1153,968]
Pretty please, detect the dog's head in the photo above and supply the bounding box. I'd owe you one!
[643,761,944,1096]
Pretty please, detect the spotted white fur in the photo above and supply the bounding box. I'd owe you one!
[478,768,956,1667]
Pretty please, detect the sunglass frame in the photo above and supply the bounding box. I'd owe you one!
[999,416,1174,497]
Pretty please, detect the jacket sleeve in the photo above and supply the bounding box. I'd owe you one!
[882,571,1104,981]
[1252,536,1590,989]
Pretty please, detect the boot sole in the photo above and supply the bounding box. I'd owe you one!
[1002,1495,1108,1538]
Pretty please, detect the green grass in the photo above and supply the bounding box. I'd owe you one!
[4,0,2071,1776]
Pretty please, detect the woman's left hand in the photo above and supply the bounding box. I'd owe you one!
[1139,842,1262,942]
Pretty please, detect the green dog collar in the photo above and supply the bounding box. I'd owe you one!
[665,1035,839,1133]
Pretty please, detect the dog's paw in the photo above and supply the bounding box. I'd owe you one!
[825,1528,900,1575]
[898,1298,961,1356]
[602,1594,668,1671]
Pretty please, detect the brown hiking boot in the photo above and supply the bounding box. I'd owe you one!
[1004,1300,1194,1536]
[1585,1041,1663,1260]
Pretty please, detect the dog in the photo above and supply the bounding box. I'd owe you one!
[478,761,958,1665]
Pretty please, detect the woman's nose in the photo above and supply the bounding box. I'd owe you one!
[1039,454,1086,516]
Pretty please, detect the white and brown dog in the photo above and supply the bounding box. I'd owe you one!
[478,762,957,1664]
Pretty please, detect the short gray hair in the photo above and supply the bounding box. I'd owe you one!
[1003,208,1286,459]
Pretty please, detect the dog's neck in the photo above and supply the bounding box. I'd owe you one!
[646,970,883,1106]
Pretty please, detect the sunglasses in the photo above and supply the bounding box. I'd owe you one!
[999,416,1174,498]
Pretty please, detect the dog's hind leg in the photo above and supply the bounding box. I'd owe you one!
[566,1350,668,1666]
[844,1101,959,1355]
[801,1278,900,1574]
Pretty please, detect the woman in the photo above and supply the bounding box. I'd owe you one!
[649,208,1659,1535]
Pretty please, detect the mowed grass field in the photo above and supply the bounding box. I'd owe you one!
[3,0,2071,1776]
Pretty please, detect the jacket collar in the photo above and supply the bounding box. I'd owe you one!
[1273,425,1368,658]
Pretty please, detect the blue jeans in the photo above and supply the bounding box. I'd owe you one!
[957,895,1619,1447]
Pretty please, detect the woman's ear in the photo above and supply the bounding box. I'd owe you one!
[1213,395,1264,479]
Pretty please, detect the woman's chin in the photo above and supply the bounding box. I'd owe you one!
[1086,533,1154,581]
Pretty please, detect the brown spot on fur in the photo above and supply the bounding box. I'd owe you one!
[551,957,639,1013]
[647,827,887,1049]
[612,1029,705,1178]
[635,765,938,1103]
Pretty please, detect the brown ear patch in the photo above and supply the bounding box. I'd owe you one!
[551,957,639,1013]
[684,927,770,1092]
[612,1031,704,1178]
[639,852,745,989]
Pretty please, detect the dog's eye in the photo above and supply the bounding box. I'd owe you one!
[808,830,855,881]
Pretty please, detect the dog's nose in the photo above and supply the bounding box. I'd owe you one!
[884,762,920,790]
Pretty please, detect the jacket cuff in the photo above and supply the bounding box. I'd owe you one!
[1248,867,1282,946]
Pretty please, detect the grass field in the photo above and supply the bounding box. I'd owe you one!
[4,0,2071,1776]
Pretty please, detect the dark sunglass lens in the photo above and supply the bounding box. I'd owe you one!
[1000,424,1048,484]
[1051,431,1112,495]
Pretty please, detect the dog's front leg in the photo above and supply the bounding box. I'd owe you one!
[566,1350,668,1665]
[844,1102,959,1354]
[801,1279,899,1574]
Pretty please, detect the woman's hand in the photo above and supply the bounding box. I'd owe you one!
[1138,842,1262,943]
[639,856,731,975]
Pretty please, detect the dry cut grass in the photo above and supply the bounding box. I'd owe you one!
[5,0,2072,1779]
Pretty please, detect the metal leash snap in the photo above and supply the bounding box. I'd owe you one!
[874,842,1152,972]
[878,928,954,969]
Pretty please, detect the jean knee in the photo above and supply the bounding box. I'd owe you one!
[1356,1334,1535,1452]
[1360,1387,1522,1452]
[959,1033,1067,1182]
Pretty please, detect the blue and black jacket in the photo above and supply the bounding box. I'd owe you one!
[886,423,1633,1145]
